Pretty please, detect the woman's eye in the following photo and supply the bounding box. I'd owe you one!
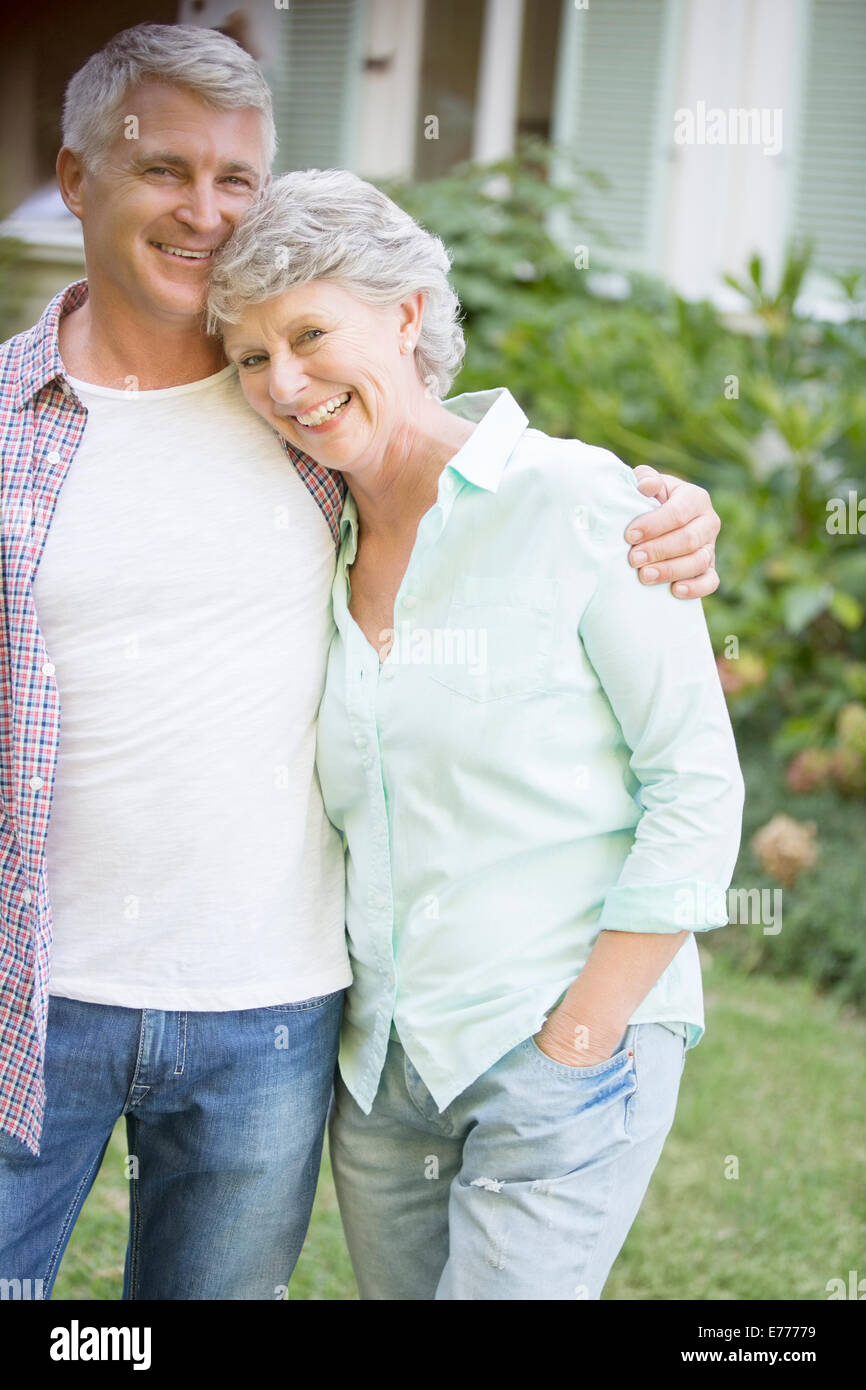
[238,355,267,370]
[299,329,323,344]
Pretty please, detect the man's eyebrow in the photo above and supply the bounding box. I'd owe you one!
[129,150,262,180]
[222,160,261,180]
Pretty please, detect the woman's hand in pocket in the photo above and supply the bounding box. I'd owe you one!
[532,1014,623,1068]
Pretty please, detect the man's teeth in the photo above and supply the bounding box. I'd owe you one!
[154,242,212,259]
[296,392,352,426]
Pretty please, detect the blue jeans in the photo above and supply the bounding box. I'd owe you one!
[0,989,344,1300]
[329,1020,686,1299]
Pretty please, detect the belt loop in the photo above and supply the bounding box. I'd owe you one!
[174,1012,188,1075]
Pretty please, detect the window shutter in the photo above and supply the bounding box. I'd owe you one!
[792,0,866,274]
[270,0,367,174]
[552,0,680,268]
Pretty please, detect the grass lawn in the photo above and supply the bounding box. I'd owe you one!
[50,949,864,1301]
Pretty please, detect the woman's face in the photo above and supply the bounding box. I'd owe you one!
[222,279,423,476]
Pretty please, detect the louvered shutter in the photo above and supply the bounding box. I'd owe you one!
[552,0,680,268]
[792,0,866,274]
[269,0,367,174]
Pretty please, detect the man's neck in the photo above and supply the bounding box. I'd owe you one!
[57,287,228,390]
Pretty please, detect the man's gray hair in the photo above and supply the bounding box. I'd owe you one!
[206,168,465,398]
[62,23,276,172]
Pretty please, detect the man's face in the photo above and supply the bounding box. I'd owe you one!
[68,80,268,326]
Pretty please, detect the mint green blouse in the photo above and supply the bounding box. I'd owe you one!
[315,388,745,1114]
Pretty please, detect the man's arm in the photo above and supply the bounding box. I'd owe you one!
[626,465,721,599]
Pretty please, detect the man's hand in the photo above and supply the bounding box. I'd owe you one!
[626,465,720,598]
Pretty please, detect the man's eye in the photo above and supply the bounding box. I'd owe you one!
[299,329,323,344]
[146,167,175,177]
[222,176,253,188]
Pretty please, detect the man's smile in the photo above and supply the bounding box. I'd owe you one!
[151,240,216,262]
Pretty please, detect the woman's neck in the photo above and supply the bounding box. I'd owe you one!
[347,399,476,547]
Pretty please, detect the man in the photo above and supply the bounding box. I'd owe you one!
[0,23,722,1300]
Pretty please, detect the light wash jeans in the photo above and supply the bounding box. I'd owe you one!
[0,989,344,1300]
[329,1019,686,1300]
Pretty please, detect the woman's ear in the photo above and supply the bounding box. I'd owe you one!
[398,291,425,345]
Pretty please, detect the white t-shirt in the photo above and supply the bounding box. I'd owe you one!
[34,363,350,1009]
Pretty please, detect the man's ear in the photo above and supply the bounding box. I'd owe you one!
[56,147,87,222]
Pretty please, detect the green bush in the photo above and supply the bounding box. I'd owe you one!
[717,732,866,1009]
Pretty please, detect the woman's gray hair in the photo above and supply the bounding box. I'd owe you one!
[206,168,466,398]
[62,23,276,173]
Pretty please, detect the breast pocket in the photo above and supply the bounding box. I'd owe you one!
[428,575,558,702]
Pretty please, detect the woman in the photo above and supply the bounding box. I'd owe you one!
[206,169,745,1301]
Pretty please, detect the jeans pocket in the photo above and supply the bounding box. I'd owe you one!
[261,989,344,1012]
[527,1025,635,1082]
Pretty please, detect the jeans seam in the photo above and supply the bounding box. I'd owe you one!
[623,1024,640,1138]
[42,1140,111,1294]
[401,1046,457,1136]
[125,1113,141,1300]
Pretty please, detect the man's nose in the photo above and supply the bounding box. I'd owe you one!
[173,179,224,236]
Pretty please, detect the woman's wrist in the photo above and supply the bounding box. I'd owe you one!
[535,1005,629,1065]
[534,928,691,1064]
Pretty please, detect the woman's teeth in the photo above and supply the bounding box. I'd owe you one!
[295,392,352,427]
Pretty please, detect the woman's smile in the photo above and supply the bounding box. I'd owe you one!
[289,390,355,432]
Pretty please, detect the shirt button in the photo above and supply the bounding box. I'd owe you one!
[381,664,395,680]
[42,662,55,676]
[402,595,418,610]
[46,450,61,465]
[23,889,32,905]
[29,776,44,790]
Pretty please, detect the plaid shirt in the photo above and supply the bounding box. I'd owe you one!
[0,280,346,1154]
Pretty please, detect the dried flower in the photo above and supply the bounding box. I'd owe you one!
[785,748,833,794]
[751,814,819,886]
[716,653,768,696]
[830,745,866,797]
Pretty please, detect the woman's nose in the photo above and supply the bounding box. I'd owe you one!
[268,355,309,408]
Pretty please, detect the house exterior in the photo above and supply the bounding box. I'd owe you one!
[0,0,863,335]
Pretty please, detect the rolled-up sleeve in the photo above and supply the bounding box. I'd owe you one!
[576,451,745,933]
